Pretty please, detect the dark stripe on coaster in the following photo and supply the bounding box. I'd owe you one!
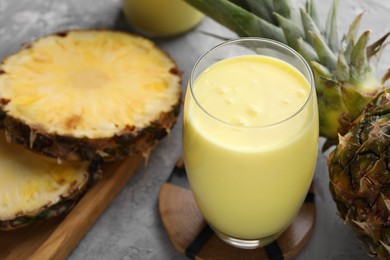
[167,166,190,189]
[265,241,284,260]
[304,192,315,203]
[167,166,186,183]
[185,225,214,259]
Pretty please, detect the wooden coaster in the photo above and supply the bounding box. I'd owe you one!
[159,164,316,260]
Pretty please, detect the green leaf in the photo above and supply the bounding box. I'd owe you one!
[310,32,337,70]
[300,8,323,45]
[272,0,291,19]
[305,0,322,32]
[245,0,275,24]
[227,0,251,10]
[343,41,354,63]
[184,0,286,42]
[274,12,304,50]
[341,13,363,61]
[350,31,371,81]
[341,84,372,119]
[281,0,303,30]
[347,13,364,42]
[297,38,318,62]
[325,0,339,53]
[342,13,363,48]
[311,61,332,79]
[366,32,390,60]
[382,69,390,85]
[335,51,350,82]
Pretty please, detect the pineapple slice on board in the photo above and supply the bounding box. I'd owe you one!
[0,132,101,231]
[0,30,181,162]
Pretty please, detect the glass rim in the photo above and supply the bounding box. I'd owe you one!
[189,37,315,129]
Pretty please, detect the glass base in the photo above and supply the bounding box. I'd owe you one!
[214,229,283,249]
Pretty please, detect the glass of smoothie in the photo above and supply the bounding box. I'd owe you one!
[122,0,204,37]
[183,38,319,249]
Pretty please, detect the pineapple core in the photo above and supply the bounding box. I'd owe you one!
[0,31,181,138]
[0,134,88,220]
[69,69,110,90]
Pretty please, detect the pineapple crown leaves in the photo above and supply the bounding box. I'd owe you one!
[184,0,390,144]
[325,0,339,52]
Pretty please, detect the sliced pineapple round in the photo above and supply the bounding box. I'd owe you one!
[0,30,181,161]
[0,133,100,230]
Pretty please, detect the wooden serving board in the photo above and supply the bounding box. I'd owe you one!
[0,154,144,260]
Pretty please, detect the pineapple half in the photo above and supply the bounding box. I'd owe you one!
[0,132,101,230]
[0,30,181,162]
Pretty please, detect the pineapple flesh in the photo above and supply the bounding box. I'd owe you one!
[0,132,100,230]
[0,30,181,161]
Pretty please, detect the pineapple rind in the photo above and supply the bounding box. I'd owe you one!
[0,30,182,161]
[1,101,180,161]
[0,197,77,231]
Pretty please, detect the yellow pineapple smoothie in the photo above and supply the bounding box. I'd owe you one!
[183,55,318,240]
[122,0,204,37]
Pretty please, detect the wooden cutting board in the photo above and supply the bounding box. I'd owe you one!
[0,154,144,260]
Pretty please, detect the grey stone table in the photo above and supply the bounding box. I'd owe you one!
[0,0,389,259]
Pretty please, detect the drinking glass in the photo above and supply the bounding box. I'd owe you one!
[122,0,204,37]
[182,38,319,249]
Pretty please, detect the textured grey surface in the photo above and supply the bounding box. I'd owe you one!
[0,0,389,259]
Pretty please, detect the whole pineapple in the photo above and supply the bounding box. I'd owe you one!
[183,0,390,258]
[328,90,390,258]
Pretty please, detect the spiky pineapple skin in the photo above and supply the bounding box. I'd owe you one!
[0,199,77,231]
[328,90,390,259]
[0,30,182,162]
[0,102,180,162]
